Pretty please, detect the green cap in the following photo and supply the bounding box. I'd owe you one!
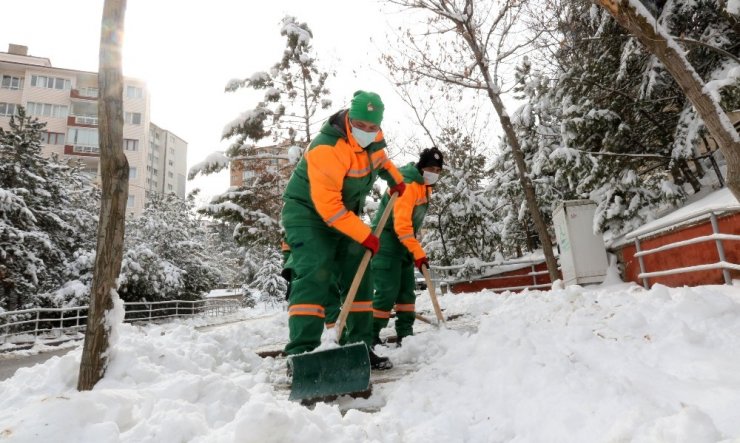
[348,90,384,126]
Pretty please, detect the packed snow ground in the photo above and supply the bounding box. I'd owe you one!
[1,282,740,442]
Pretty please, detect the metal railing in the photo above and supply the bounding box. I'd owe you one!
[626,206,740,288]
[0,299,241,345]
[431,257,560,293]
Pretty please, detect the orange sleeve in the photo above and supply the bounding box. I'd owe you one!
[393,185,425,260]
[373,148,404,187]
[305,145,371,243]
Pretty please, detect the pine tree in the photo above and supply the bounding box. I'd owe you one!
[423,128,499,265]
[0,107,98,311]
[191,15,333,248]
[117,193,221,303]
[249,247,287,307]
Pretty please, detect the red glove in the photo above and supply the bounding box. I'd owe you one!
[415,256,429,272]
[361,233,380,256]
[389,182,406,197]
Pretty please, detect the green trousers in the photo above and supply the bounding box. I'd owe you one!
[372,246,417,342]
[284,225,373,355]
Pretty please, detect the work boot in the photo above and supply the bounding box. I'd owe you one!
[369,349,393,370]
[371,336,384,349]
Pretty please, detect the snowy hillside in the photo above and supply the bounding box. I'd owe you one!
[1,282,740,442]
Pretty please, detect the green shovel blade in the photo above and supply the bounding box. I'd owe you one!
[288,342,371,402]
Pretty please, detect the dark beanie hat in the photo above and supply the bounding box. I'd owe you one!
[417,147,444,170]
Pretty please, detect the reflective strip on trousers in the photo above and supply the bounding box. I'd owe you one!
[350,301,373,312]
[395,303,415,312]
[373,309,391,319]
[288,304,326,318]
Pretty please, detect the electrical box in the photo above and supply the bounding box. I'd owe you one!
[553,200,608,286]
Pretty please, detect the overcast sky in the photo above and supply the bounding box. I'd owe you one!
[1,0,424,200]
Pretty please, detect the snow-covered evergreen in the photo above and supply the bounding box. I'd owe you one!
[116,193,222,303]
[249,247,287,307]
[192,15,333,248]
[0,107,99,311]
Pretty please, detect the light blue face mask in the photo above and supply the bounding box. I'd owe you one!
[351,126,379,148]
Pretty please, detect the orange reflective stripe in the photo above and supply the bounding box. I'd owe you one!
[398,233,414,241]
[350,301,373,312]
[346,166,372,177]
[325,322,335,329]
[288,304,325,318]
[373,309,391,319]
[325,208,348,225]
[394,303,415,312]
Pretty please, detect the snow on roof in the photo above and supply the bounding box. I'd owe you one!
[626,188,740,240]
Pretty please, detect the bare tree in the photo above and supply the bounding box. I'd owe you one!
[592,0,740,201]
[78,0,129,390]
[384,0,560,280]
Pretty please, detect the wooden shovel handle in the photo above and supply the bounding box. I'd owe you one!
[422,265,445,325]
[335,192,400,341]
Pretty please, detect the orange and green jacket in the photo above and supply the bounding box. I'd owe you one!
[282,110,404,243]
[372,163,431,260]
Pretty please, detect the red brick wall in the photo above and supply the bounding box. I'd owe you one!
[450,262,557,294]
[618,213,740,287]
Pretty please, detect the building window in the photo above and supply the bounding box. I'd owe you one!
[30,75,71,90]
[126,85,143,99]
[127,195,135,207]
[169,147,174,155]
[168,184,173,191]
[0,102,18,117]
[124,112,141,125]
[41,131,65,145]
[1,75,23,90]
[129,167,137,179]
[27,102,68,119]
[67,127,99,148]
[167,171,174,178]
[124,139,139,151]
[168,160,174,166]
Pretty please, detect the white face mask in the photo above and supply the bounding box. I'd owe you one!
[351,126,379,148]
[423,170,440,185]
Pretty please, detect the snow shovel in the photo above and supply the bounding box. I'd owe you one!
[288,192,399,402]
[421,264,445,326]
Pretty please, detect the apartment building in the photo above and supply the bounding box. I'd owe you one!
[0,44,187,215]
[229,142,293,187]
[148,123,187,198]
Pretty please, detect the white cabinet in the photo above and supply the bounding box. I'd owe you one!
[553,200,608,286]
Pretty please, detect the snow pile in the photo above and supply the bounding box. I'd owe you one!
[1,283,740,442]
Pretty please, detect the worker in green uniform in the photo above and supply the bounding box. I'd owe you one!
[371,147,444,346]
[281,91,406,370]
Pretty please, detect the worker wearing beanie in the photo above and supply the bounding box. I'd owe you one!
[281,90,406,370]
[371,147,444,346]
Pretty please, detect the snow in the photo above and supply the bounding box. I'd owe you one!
[627,188,740,239]
[187,151,230,179]
[729,0,740,16]
[2,283,740,441]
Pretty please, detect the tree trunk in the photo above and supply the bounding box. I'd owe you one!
[593,0,740,201]
[456,13,560,282]
[478,73,560,281]
[78,0,129,391]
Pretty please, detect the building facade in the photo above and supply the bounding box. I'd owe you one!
[0,44,187,215]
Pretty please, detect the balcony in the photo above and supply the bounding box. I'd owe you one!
[70,87,98,100]
[67,115,98,127]
[64,144,100,157]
